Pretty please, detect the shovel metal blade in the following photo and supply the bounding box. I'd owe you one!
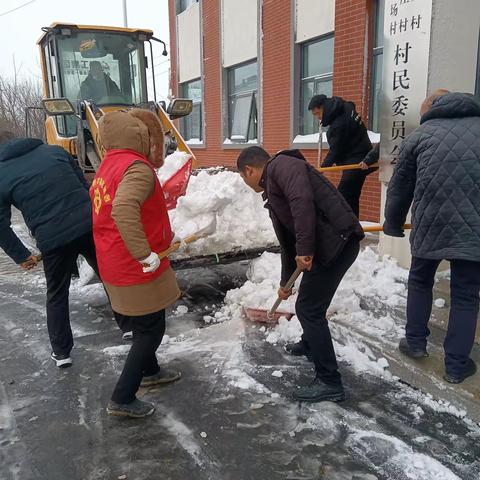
[243,307,294,324]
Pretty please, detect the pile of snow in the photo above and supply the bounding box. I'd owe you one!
[168,170,277,257]
[157,150,191,185]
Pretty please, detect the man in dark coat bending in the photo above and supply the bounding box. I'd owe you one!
[237,146,364,402]
[384,91,480,384]
[308,95,375,217]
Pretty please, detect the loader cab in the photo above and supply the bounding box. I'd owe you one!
[39,24,150,138]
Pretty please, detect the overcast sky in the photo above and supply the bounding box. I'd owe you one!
[0,0,171,99]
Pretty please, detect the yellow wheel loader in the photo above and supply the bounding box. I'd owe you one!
[36,23,194,174]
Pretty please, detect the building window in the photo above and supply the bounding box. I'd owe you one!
[476,30,480,99]
[227,60,258,143]
[177,0,198,15]
[180,79,202,143]
[370,0,385,132]
[299,35,334,136]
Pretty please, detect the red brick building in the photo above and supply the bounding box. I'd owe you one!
[168,0,384,221]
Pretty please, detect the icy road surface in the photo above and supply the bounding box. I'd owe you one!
[0,262,479,480]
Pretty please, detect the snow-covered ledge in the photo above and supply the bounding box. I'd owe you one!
[186,138,205,148]
[292,131,381,148]
[223,137,260,149]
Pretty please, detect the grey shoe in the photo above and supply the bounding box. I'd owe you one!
[292,378,345,403]
[50,352,73,368]
[107,398,155,418]
[122,331,133,341]
[399,338,428,359]
[141,367,182,388]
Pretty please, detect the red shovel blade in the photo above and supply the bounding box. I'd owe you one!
[163,157,193,210]
[243,307,294,324]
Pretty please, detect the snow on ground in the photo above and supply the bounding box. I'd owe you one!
[209,247,408,380]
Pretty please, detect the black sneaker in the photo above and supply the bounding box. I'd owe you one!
[140,367,182,388]
[292,378,345,403]
[50,352,73,368]
[398,338,428,359]
[444,359,477,384]
[107,398,155,418]
[285,341,313,361]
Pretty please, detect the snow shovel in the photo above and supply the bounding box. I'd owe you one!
[157,217,217,260]
[363,223,411,233]
[318,162,379,173]
[244,266,303,324]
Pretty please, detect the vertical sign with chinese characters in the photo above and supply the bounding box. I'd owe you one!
[379,0,433,182]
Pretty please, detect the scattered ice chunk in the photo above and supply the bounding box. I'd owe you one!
[271,370,283,378]
[435,298,446,308]
[200,431,207,438]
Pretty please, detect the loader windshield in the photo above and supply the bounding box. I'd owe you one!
[56,31,147,106]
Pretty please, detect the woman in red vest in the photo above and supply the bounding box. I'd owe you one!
[92,109,181,418]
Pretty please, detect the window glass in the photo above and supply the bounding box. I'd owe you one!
[476,31,480,99]
[177,0,198,15]
[369,0,385,131]
[299,36,334,135]
[56,31,147,107]
[180,79,202,141]
[227,61,258,142]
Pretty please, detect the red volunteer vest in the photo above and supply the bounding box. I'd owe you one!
[90,149,172,286]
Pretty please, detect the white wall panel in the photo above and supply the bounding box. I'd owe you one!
[222,0,258,68]
[178,2,202,83]
[296,0,335,43]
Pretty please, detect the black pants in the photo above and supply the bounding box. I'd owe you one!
[338,169,369,217]
[406,257,480,376]
[43,232,101,356]
[295,239,360,386]
[111,310,166,404]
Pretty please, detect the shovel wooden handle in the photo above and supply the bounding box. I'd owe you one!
[268,267,303,319]
[363,223,412,233]
[318,163,379,173]
[157,232,203,260]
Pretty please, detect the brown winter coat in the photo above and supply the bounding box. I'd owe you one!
[98,110,180,316]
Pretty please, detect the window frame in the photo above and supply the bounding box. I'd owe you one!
[225,59,259,145]
[297,33,334,138]
[179,78,203,144]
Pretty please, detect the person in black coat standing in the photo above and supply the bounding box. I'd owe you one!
[237,146,364,403]
[0,130,114,368]
[384,91,480,384]
[308,95,375,217]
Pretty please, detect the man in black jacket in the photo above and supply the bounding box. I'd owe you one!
[237,146,364,402]
[0,131,103,368]
[308,95,374,217]
[384,91,480,384]
[80,61,121,104]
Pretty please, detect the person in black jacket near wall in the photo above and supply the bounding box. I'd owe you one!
[0,130,119,368]
[308,95,375,217]
[237,146,364,402]
[384,91,480,384]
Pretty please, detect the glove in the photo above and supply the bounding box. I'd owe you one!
[383,222,405,238]
[139,252,160,273]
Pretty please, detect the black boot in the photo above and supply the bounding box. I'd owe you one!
[285,340,313,361]
[398,337,428,359]
[444,358,477,384]
[292,377,345,403]
[107,398,155,418]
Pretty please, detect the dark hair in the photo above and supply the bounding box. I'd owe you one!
[0,130,15,145]
[308,94,328,111]
[237,146,270,172]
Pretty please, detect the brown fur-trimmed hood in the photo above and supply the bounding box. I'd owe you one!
[99,109,165,167]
